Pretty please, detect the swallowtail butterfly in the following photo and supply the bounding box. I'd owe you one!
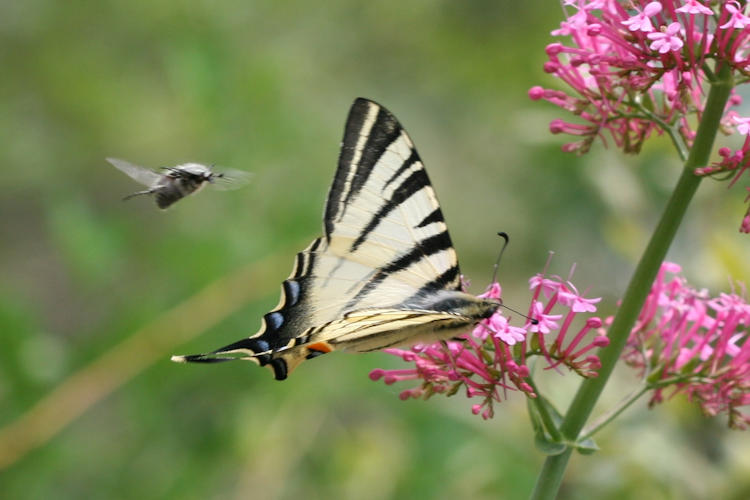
[171,98,501,379]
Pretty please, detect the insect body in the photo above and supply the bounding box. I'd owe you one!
[171,98,500,379]
[106,158,250,209]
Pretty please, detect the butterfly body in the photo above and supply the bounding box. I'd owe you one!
[172,98,500,379]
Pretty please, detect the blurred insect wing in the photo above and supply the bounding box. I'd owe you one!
[210,168,253,191]
[106,157,162,187]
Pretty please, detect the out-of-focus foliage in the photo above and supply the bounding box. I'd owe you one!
[0,1,748,499]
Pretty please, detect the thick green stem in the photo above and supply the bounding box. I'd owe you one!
[530,63,733,500]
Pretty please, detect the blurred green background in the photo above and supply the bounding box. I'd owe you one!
[1,1,749,498]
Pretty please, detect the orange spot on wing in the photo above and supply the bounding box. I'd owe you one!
[307,342,333,353]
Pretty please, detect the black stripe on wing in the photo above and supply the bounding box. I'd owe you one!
[324,98,402,240]
[345,231,455,309]
[416,207,445,228]
[350,168,430,252]
[383,149,419,189]
[418,265,461,292]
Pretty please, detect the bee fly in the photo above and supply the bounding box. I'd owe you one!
[105,158,251,209]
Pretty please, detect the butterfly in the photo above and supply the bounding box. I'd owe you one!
[106,158,251,209]
[171,98,501,379]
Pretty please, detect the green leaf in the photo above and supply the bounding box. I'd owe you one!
[527,394,599,456]
[575,436,599,455]
[534,434,568,456]
[527,396,566,456]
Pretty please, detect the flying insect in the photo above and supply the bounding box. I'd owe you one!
[106,158,251,209]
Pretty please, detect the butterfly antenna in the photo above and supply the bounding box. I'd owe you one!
[499,303,539,325]
[489,232,538,326]
[491,232,510,283]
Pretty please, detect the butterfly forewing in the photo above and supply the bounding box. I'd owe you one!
[324,99,460,292]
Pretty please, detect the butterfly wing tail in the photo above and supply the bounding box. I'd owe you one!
[171,336,332,380]
[170,353,245,363]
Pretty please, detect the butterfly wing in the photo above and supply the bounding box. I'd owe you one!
[106,157,162,187]
[172,98,494,379]
[321,98,461,298]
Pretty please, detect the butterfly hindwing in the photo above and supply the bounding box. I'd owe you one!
[172,98,499,379]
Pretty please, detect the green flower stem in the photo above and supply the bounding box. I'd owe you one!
[530,62,733,500]
[580,385,649,440]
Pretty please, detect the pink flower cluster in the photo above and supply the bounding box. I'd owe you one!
[370,269,609,419]
[621,262,750,428]
[530,1,749,155]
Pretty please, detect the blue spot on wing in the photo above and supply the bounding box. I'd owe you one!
[266,311,285,331]
[283,280,300,306]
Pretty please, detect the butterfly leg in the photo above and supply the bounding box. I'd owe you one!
[441,339,462,376]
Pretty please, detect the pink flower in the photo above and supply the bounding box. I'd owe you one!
[487,314,527,346]
[622,2,662,32]
[559,283,602,312]
[529,273,562,298]
[621,262,750,429]
[648,23,685,53]
[529,301,562,334]
[371,264,607,419]
[719,1,750,30]
[479,281,502,299]
[551,8,588,37]
[734,115,750,136]
[675,0,713,16]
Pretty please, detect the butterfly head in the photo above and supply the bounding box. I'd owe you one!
[469,296,503,321]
